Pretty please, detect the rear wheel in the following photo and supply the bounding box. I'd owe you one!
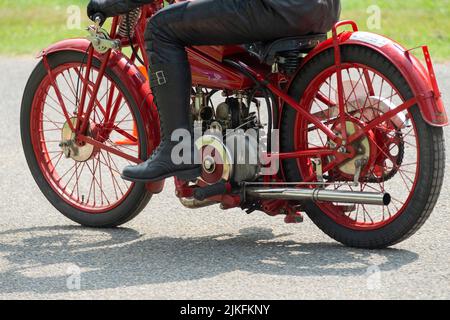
[21,51,152,227]
[281,45,445,248]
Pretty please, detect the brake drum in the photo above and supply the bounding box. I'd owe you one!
[61,117,95,162]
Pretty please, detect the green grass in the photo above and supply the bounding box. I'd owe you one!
[0,0,449,60]
[0,0,90,55]
[341,0,450,61]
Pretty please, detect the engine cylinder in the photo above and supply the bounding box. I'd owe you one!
[226,132,260,184]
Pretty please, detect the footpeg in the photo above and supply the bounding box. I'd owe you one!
[193,182,228,201]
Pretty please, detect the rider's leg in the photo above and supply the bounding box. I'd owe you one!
[122,0,340,182]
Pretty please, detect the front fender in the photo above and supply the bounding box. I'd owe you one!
[299,31,448,127]
[39,38,164,193]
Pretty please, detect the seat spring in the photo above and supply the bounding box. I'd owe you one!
[118,8,142,38]
[278,50,302,75]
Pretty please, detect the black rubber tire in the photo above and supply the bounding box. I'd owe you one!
[21,51,152,228]
[281,45,445,249]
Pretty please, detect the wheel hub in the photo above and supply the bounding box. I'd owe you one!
[60,117,95,162]
[330,120,373,177]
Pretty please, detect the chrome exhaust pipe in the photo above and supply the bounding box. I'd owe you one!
[179,198,218,209]
[246,188,391,206]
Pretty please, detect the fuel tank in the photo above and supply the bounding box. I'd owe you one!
[188,45,270,90]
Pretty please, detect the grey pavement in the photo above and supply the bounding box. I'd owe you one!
[0,56,449,300]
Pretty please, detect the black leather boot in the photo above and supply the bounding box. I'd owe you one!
[121,63,201,182]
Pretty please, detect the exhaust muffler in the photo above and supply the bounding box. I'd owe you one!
[246,187,391,206]
[179,198,218,209]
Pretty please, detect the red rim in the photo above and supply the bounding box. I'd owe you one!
[30,61,141,214]
[294,63,420,230]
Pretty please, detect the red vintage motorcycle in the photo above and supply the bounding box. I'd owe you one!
[21,1,447,248]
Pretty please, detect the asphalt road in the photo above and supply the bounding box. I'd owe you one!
[0,57,449,300]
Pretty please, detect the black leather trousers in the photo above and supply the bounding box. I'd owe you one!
[144,0,340,132]
[145,0,341,64]
[88,0,340,124]
[90,0,340,181]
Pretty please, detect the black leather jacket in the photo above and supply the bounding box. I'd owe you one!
[263,0,341,33]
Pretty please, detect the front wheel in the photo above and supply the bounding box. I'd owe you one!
[281,45,445,249]
[21,51,152,227]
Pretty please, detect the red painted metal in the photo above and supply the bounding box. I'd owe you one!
[188,47,256,90]
[235,61,341,144]
[38,38,164,194]
[295,29,448,127]
[41,55,75,131]
[76,45,94,132]
[276,148,335,160]
[292,60,421,230]
[421,46,441,99]
[79,50,112,135]
[30,62,139,213]
[331,21,357,142]
[115,66,147,146]
[34,7,446,219]
[347,97,418,144]
[77,135,142,164]
[316,92,336,107]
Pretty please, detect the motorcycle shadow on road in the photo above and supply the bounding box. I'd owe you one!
[0,225,418,294]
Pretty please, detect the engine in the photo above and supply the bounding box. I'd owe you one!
[191,88,264,186]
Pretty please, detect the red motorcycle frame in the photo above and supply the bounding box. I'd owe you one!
[31,1,446,226]
[39,4,448,214]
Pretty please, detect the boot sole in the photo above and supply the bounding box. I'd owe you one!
[121,167,202,183]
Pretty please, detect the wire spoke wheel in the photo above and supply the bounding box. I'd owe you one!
[296,63,418,230]
[21,51,152,227]
[281,46,444,248]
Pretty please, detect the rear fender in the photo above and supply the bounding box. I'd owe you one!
[297,30,448,127]
[38,38,164,193]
